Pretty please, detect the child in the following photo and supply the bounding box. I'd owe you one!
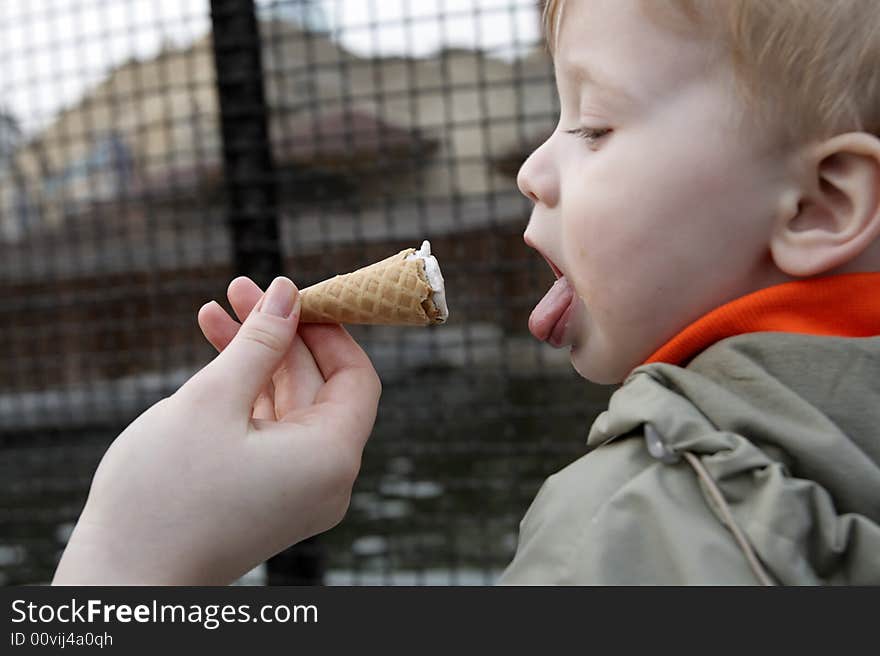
[499,0,880,584]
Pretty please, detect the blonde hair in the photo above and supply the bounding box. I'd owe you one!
[541,0,880,148]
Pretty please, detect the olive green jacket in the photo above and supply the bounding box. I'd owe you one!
[499,333,880,585]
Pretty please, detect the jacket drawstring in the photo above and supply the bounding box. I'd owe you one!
[644,424,776,586]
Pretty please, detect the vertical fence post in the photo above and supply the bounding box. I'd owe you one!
[209,0,323,586]
[210,0,282,287]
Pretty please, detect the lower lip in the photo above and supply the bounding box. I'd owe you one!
[547,296,577,348]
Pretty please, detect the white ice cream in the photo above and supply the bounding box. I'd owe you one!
[406,240,449,323]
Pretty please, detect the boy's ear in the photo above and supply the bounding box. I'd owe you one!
[770,132,880,277]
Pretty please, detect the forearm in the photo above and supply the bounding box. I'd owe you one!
[52,518,229,586]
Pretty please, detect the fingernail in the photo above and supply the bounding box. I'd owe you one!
[261,277,297,318]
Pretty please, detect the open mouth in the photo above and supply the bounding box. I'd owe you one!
[543,253,564,279]
[524,235,564,279]
[524,238,576,347]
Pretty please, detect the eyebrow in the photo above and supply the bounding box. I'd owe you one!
[558,59,636,107]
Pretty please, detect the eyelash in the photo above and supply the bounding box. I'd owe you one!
[564,127,612,146]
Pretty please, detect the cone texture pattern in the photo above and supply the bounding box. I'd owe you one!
[299,249,442,325]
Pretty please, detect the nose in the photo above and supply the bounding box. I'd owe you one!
[516,134,559,207]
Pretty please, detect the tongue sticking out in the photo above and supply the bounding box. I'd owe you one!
[529,277,575,342]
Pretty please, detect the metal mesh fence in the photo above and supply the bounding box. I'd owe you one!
[0,0,612,585]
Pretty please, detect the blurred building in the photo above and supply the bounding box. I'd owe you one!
[0,15,560,397]
[3,16,557,247]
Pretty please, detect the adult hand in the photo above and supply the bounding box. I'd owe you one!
[53,277,381,585]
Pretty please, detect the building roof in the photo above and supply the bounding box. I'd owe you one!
[275,109,437,171]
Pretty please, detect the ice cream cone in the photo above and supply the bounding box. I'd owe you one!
[299,245,447,326]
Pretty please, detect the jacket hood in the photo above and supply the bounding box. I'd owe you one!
[587,332,880,584]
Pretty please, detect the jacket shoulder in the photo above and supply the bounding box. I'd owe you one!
[498,433,757,585]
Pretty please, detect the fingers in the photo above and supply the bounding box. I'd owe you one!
[209,278,301,411]
[197,277,263,351]
[197,301,239,352]
[226,276,325,415]
[197,278,380,433]
[197,300,277,421]
[298,324,382,445]
[195,276,261,345]
[224,276,278,421]
[252,378,277,421]
[272,336,325,414]
[298,324,374,382]
[227,276,263,323]
[230,277,331,414]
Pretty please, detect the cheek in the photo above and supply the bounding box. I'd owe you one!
[560,209,639,326]
[559,153,675,302]
[571,134,768,249]
[559,138,773,320]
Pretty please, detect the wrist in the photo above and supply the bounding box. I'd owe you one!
[53,517,163,585]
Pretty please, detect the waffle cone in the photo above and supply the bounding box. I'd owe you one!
[299,248,443,326]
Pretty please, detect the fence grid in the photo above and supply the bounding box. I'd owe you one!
[0,0,610,586]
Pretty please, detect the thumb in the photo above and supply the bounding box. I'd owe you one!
[204,276,301,410]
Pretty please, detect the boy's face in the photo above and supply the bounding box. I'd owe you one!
[519,0,790,383]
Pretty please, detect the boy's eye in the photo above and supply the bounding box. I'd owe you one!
[564,126,612,146]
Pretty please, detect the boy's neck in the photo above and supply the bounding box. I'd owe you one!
[643,271,880,367]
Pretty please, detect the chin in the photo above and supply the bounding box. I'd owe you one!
[570,341,629,385]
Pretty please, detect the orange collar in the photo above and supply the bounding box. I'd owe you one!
[644,272,880,367]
